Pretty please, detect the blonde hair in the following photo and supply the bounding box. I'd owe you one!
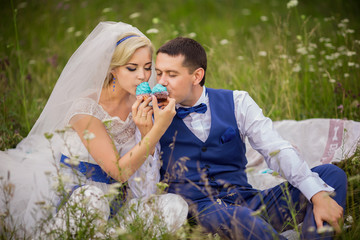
[104,32,154,88]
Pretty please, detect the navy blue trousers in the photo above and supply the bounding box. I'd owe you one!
[192,164,347,240]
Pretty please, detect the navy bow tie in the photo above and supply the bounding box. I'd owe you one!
[176,103,208,119]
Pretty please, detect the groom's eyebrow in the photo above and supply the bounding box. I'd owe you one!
[155,68,179,74]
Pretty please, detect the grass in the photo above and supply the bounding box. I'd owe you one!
[1,0,359,239]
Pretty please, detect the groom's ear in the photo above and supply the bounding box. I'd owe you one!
[192,68,205,85]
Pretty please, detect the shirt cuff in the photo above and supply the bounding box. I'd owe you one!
[297,174,335,201]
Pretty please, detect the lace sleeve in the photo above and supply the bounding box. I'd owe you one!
[65,98,107,125]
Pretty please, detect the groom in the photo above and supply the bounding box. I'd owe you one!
[155,37,347,239]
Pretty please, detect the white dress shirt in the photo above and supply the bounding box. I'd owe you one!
[177,87,334,201]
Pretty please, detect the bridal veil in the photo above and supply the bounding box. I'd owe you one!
[0,21,153,233]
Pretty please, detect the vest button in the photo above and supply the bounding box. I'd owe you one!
[210,176,215,181]
[201,147,207,152]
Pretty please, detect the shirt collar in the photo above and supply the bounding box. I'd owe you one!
[176,86,207,109]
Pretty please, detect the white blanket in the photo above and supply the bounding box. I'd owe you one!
[246,118,360,190]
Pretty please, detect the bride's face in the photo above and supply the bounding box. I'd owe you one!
[112,46,152,95]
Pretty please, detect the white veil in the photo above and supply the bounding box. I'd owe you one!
[0,21,152,233]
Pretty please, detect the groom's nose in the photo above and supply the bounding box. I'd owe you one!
[157,74,167,86]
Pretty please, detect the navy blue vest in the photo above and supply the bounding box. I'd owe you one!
[160,88,257,202]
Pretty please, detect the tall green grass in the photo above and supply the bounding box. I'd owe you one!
[1,0,359,239]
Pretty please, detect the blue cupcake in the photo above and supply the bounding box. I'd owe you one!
[136,82,152,99]
[151,84,168,102]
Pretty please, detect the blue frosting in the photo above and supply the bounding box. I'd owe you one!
[136,82,152,95]
[151,84,167,93]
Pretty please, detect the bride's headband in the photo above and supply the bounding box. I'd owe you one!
[116,35,140,46]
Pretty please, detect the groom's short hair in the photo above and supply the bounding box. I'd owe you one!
[157,37,207,86]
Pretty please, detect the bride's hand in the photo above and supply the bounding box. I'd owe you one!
[132,96,153,137]
[152,96,176,133]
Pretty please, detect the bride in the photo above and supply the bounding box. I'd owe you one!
[0,21,188,237]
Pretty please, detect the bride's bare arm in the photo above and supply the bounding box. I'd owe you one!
[71,96,175,183]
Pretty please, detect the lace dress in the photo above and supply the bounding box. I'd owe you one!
[47,97,188,235]
[59,97,159,198]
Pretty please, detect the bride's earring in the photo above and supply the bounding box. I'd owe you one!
[113,77,116,92]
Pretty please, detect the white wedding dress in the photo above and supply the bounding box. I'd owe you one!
[0,21,188,238]
[45,97,188,236]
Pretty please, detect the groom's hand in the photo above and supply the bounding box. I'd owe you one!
[311,191,343,234]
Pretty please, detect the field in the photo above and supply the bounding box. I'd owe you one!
[1,0,359,239]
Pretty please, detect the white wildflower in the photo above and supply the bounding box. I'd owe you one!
[346,51,356,56]
[287,0,298,9]
[237,56,244,61]
[64,155,80,166]
[344,73,350,78]
[346,215,354,224]
[75,31,82,37]
[329,79,336,83]
[319,37,331,43]
[325,43,335,49]
[172,30,179,36]
[107,183,123,195]
[241,8,251,15]
[348,62,355,67]
[57,174,72,185]
[102,8,112,13]
[292,64,301,72]
[258,51,267,57]
[317,225,334,234]
[341,18,349,23]
[187,32,197,38]
[309,65,315,72]
[324,17,334,22]
[29,59,36,65]
[83,129,95,140]
[42,204,54,212]
[279,54,288,59]
[64,124,72,131]
[307,226,316,232]
[297,47,308,55]
[67,27,75,33]
[337,23,346,29]
[129,12,141,19]
[355,40,360,45]
[134,177,142,182]
[325,52,340,60]
[308,54,315,59]
[260,16,268,22]
[308,43,318,50]
[346,29,355,34]
[220,39,229,45]
[146,28,159,34]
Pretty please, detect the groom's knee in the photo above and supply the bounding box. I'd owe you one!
[312,164,347,185]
